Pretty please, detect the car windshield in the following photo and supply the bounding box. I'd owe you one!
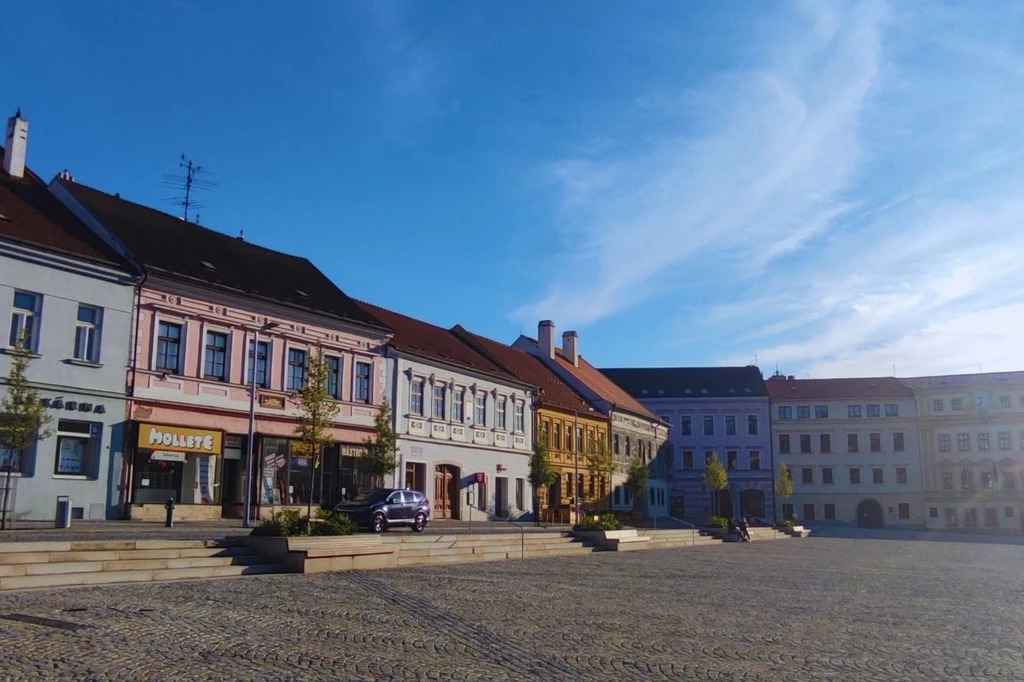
[351,490,391,504]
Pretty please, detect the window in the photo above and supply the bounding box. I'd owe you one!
[951,398,963,411]
[779,434,791,454]
[847,433,859,453]
[749,450,760,470]
[552,423,561,450]
[0,445,23,473]
[848,405,862,418]
[682,450,694,470]
[893,432,905,452]
[869,433,881,453]
[884,404,898,417]
[899,503,911,520]
[999,432,1011,450]
[872,467,884,484]
[778,406,792,420]
[203,331,228,380]
[513,400,523,431]
[613,434,620,454]
[247,340,269,388]
[354,361,371,402]
[474,393,486,425]
[727,451,738,470]
[73,304,102,362]
[53,420,99,477]
[796,406,810,419]
[801,467,813,484]
[820,433,832,453]
[978,433,991,451]
[942,473,954,490]
[822,467,834,485]
[496,398,506,430]
[815,405,828,419]
[565,426,573,452]
[866,404,880,418]
[981,471,994,489]
[703,415,714,436]
[540,422,549,445]
[155,321,182,372]
[625,437,632,456]
[1005,506,1015,518]
[1004,473,1016,490]
[782,503,794,520]
[824,503,836,520]
[945,508,957,527]
[9,291,41,350]
[704,450,714,468]
[800,434,812,454]
[725,415,736,436]
[325,356,340,398]
[577,427,584,453]
[515,479,524,510]
[849,468,861,484]
[286,349,307,390]
[802,503,815,520]
[929,507,938,519]
[1000,396,1011,409]
[747,415,759,435]
[938,434,951,452]
[431,385,445,419]
[896,467,908,484]
[957,433,970,452]
[964,509,978,527]
[933,399,944,412]
[677,415,691,436]
[452,389,465,422]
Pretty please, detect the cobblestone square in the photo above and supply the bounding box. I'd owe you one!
[1,537,1022,681]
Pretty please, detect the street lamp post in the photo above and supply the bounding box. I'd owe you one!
[242,321,278,528]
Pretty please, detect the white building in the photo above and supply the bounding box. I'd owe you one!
[0,111,136,523]
[359,302,534,520]
[767,375,922,529]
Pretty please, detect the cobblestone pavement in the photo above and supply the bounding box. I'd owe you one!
[1,538,1023,681]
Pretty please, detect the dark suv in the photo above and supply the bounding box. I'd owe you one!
[334,488,430,533]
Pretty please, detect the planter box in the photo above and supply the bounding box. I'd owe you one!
[242,535,397,573]
[571,529,650,551]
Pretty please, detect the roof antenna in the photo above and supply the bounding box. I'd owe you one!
[237,229,244,241]
[161,154,216,222]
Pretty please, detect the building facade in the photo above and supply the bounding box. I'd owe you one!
[52,178,392,521]
[767,375,922,528]
[904,372,1024,534]
[0,112,135,522]
[358,304,534,520]
[602,367,773,523]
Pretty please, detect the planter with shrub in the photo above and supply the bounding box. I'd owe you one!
[250,508,356,538]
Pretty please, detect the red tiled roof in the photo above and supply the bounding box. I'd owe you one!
[452,326,598,415]
[0,160,123,266]
[901,371,1024,390]
[356,302,517,382]
[766,376,914,400]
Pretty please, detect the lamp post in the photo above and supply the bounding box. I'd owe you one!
[242,321,278,528]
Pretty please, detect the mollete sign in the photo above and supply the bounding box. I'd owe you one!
[137,423,223,454]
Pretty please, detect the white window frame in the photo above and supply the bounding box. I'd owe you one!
[73,304,103,363]
[513,401,524,432]
[431,383,445,419]
[353,359,373,403]
[9,290,42,351]
[451,387,465,423]
[410,377,425,416]
[201,325,231,382]
[474,391,487,426]
[496,395,507,431]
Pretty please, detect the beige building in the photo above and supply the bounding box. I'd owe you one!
[903,372,1024,534]
[768,375,922,528]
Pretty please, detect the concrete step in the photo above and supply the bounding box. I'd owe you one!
[0,546,251,565]
[0,554,273,578]
[0,562,284,591]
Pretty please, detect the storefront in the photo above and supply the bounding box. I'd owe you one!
[252,439,374,518]
[128,422,225,521]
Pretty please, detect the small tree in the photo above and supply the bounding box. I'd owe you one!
[0,341,52,530]
[775,462,794,521]
[624,454,649,519]
[360,397,399,489]
[528,440,557,526]
[703,451,728,517]
[585,437,615,511]
[293,350,340,527]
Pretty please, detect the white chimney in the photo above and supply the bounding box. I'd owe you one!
[563,331,579,367]
[3,110,28,179]
[538,320,555,360]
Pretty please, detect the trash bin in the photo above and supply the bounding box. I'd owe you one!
[55,495,71,529]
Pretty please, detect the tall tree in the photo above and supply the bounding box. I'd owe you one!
[360,397,398,489]
[585,436,615,511]
[528,440,557,526]
[293,350,340,526]
[703,451,729,517]
[775,463,794,521]
[624,454,649,519]
[0,341,52,529]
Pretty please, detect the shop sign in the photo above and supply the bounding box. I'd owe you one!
[151,451,187,463]
[138,423,223,454]
[259,394,286,409]
[225,435,243,449]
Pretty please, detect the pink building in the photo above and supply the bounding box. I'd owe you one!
[52,178,392,521]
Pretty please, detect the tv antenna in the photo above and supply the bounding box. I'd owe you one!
[161,154,216,223]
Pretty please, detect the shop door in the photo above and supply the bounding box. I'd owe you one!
[495,477,509,518]
[221,459,240,515]
[434,465,460,520]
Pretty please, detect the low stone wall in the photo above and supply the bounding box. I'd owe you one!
[128,503,222,522]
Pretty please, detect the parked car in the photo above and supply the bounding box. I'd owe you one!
[334,488,430,533]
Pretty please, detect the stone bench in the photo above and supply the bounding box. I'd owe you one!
[572,529,651,551]
[244,535,397,573]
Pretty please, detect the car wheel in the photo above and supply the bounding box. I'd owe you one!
[412,513,427,533]
[372,513,386,533]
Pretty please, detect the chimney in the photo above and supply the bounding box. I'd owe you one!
[562,331,579,367]
[538,320,555,360]
[3,109,28,179]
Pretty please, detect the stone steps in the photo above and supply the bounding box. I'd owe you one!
[389,533,597,567]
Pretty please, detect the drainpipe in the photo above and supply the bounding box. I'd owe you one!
[120,270,147,518]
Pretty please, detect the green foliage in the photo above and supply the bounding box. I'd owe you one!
[249,509,356,537]
[585,437,615,480]
[361,397,399,487]
[573,513,623,532]
[0,340,52,466]
[703,452,728,491]
[775,463,794,502]
[624,454,648,498]
[528,440,558,489]
[249,519,287,537]
[706,516,729,529]
[310,509,357,536]
[294,350,341,522]
[775,519,795,529]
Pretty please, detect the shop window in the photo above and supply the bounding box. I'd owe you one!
[260,437,318,507]
[53,420,101,477]
[0,446,24,474]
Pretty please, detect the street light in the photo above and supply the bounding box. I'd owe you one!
[242,321,279,528]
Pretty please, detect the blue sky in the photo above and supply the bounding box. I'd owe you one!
[6,1,1024,377]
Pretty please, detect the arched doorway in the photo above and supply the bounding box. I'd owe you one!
[856,499,884,528]
[740,490,765,519]
[434,464,461,520]
[714,489,733,519]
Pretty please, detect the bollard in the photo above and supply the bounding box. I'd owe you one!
[55,495,71,529]
[164,498,175,528]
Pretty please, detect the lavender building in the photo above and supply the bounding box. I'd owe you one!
[601,366,774,523]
